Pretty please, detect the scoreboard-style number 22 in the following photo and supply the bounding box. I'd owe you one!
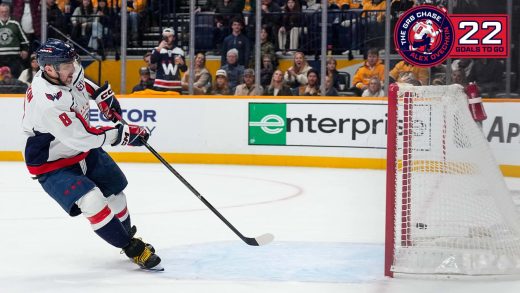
[450,15,509,58]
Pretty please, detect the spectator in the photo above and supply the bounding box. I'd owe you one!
[221,17,251,67]
[278,0,302,54]
[89,0,112,57]
[264,69,293,96]
[352,48,384,94]
[201,1,245,55]
[18,53,39,85]
[150,27,187,92]
[362,0,386,49]
[326,57,343,91]
[71,0,95,48]
[209,0,246,13]
[60,0,77,27]
[235,68,263,95]
[362,76,384,97]
[58,0,75,12]
[46,0,67,40]
[143,51,157,79]
[329,0,358,10]
[260,54,275,87]
[325,74,339,96]
[132,67,154,92]
[181,53,212,94]
[298,69,321,96]
[451,59,475,82]
[0,3,29,78]
[338,0,364,56]
[472,59,504,95]
[450,69,467,87]
[304,0,321,10]
[203,0,246,13]
[363,0,386,22]
[12,0,41,45]
[348,0,364,9]
[117,0,148,46]
[284,51,312,89]
[0,66,28,93]
[260,0,282,47]
[221,48,245,91]
[389,60,429,85]
[260,25,276,66]
[430,62,446,85]
[210,69,231,95]
[396,71,421,86]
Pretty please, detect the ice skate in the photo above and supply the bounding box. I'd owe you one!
[123,238,162,270]
[128,225,155,253]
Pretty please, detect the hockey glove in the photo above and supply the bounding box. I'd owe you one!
[112,124,150,146]
[93,82,122,122]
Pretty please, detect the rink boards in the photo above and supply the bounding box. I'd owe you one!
[1,94,520,177]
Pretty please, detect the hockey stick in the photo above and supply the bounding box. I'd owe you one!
[114,114,274,246]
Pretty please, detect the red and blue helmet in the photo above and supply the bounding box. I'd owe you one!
[36,39,78,70]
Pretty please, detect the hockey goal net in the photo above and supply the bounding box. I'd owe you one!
[385,83,520,277]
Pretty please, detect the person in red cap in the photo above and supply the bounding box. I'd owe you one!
[0,66,28,93]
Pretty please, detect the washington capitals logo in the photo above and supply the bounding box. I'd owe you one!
[46,91,63,101]
[394,5,454,67]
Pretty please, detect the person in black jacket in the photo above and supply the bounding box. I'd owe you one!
[132,67,154,93]
[221,17,251,67]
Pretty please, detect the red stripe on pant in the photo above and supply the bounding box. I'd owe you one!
[87,205,112,225]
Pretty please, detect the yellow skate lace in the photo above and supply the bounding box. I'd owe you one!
[133,246,153,267]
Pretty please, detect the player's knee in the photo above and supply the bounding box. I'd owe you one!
[76,187,114,228]
[107,191,129,221]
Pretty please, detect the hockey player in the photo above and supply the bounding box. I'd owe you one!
[150,27,187,93]
[410,19,442,54]
[22,39,161,270]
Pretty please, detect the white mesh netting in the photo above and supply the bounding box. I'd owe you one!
[391,84,520,276]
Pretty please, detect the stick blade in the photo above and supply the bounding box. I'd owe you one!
[244,233,274,246]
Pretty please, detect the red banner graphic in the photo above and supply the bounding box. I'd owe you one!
[450,14,509,58]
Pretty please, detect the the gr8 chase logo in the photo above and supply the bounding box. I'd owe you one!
[395,5,454,67]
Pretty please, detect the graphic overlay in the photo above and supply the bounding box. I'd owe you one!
[394,5,454,67]
[450,15,509,58]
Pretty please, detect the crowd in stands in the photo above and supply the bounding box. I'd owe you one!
[129,0,514,96]
[0,0,515,96]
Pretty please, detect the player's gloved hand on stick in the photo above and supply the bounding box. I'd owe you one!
[93,82,122,122]
[112,124,150,146]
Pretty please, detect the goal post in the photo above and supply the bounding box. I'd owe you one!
[385,83,520,278]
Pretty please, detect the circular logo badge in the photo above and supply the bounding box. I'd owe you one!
[394,5,454,67]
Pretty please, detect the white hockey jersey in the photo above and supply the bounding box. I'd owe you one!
[412,21,440,41]
[22,65,119,175]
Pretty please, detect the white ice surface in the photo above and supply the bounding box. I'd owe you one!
[2,161,520,292]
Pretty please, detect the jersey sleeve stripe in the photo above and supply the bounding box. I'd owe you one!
[74,112,113,136]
